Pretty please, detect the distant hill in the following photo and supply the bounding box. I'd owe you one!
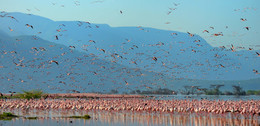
[0,12,259,93]
[0,32,182,93]
[0,32,259,93]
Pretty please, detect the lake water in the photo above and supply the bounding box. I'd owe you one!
[0,110,259,126]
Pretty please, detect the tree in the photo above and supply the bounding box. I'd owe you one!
[181,86,200,95]
[136,90,141,94]
[110,89,118,94]
[232,85,246,95]
[181,86,191,95]
[205,84,224,95]
[129,90,136,94]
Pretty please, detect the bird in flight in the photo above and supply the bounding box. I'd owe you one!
[50,60,59,65]
[69,46,75,49]
[244,27,250,30]
[171,33,177,35]
[100,49,105,53]
[120,10,123,14]
[187,32,194,37]
[230,44,235,52]
[8,27,13,31]
[152,57,158,61]
[89,40,96,43]
[25,24,33,29]
[219,64,225,68]
[240,18,247,21]
[202,30,209,33]
[253,69,259,74]
[7,16,18,22]
[212,32,223,36]
[256,52,260,57]
[125,81,129,85]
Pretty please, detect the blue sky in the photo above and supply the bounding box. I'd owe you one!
[0,0,259,48]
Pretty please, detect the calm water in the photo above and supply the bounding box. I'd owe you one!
[0,110,259,126]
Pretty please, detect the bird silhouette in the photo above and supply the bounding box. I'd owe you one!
[152,57,158,61]
[25,24,33,29]
[100,49,105,53]
[187,32,194,37]
[8,27,13,31]
[203,30,209,33]
[240,18,247,21]
[219,64,225,68]
[69,46,75,49]
[256,52,260,57]
[50,60,59,65]
[244,27,250,30]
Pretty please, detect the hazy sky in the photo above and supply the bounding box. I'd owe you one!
[0,0,259,48]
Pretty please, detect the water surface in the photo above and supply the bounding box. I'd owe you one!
[0,109,259,126]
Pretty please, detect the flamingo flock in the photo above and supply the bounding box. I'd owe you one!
[0,3,259,124]
[0,99,260,117]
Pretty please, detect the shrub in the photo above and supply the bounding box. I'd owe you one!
[247,90,260,95]
[69,114,91,119]
[17,90,45,99]
[0,112,18,120]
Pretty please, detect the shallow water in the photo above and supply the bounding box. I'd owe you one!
[0,109,259,126]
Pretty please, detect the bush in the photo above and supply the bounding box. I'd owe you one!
[1,112,18,117]
[0,112,18,120]
[69,114,91,119]
[247,90,260,95]
[17,90,45,99]
[205,89,222,95]
[25,117,38,120]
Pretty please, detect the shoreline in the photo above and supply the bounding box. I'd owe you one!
[1,93,147,99]
[46,93,147,99]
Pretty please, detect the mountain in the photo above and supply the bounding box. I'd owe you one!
[0,32,259,93]
[0,12,259,93]
[1,12,260,81]
[0,32,175,93]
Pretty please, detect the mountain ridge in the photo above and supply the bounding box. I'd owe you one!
[0,32,260,93]
[0,12,259,81]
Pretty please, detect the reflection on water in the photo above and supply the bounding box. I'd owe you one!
[0,109,259,126]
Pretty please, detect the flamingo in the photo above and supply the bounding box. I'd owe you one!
[240,18,247,21]
[25,24,33,29]
[49,60,59,65]
[202,30,209,33]
[152,57,158,61]
[244,27,250,30]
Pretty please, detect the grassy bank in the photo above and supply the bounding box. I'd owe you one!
[0,112,19,120]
